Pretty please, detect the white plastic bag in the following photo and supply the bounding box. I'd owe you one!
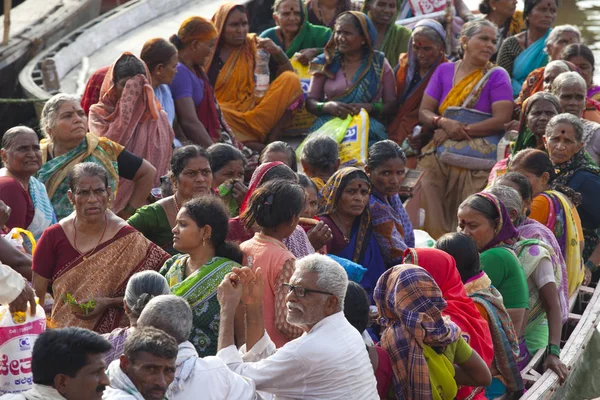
[0,302,46,394]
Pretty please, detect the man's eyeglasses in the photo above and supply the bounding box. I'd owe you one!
[282,283,333,298]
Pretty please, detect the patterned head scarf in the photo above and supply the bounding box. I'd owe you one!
[319,167,371,263]
[374,264,461,400]
[403,248,494,366]
[474,192,519,251]
[239,161,284,214]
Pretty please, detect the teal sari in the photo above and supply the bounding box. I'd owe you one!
[160,255,240,357]
[259,0,331,58]
[511,29,551,96]
[309,12,387,145]
[37,134,120,220]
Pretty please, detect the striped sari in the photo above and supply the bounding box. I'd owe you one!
[160,255,240,356]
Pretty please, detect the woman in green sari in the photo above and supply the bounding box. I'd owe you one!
[159,195,243,356]
[37,93,156,221]
[361,0,411,68]
[259,0,332,65]
[128,145,213,255]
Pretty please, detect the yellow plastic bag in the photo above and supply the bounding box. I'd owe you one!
[4,228,36,254]
[295,115,352,169]
[339,109,369,167]
[295,109,369,170]
[286,57,317,135]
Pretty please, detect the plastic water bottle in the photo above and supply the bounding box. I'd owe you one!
[254,49,270,99]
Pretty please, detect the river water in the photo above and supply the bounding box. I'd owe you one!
[464,0,600,81]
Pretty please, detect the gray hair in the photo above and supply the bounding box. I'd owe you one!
[412,25,445,48]
[545,60,571,74]
[294,254,348,310]
[524,92,561,116]
[138,295,192,344]
[551,71,587,97]
[2,126,38,150]
[40,93,81,138]
[485,185,523,222]
[460,19,497,41]
[124,271,170,319]
[300,135,339,173]
[124,326,179,361]
[545,113,584,142]
[546,25,582,54]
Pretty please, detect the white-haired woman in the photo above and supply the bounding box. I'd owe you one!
[418,19,513,238]
[551,72,600,164]
[544,113,600,283]
[37,93,156,220]
[514,24,581,113]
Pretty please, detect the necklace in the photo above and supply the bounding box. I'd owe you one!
[452,60,463,86]
[331,212,351,242]
[173,194,181,214]
[341,58,351,87]
[72,213,108,260]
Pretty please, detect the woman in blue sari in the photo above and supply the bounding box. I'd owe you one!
[497,0,557,97]
[319,167,385,300]
[306,11,396,145]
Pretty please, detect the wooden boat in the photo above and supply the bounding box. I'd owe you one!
[17,0,257,115]
[516,283,600,399]
[0,0,101,133]
[16,0,600,395]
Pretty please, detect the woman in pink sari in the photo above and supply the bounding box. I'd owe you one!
[89,53,174,212]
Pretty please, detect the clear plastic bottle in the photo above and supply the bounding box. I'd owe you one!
[254,49,270,99]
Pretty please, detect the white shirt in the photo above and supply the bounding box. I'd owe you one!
[0,262,25,305]
[0,384,66,399]
[102,359,145,400]
[217,311,379,400]
[166,341,257,400]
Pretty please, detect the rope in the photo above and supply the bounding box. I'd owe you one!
[0,98,49,104]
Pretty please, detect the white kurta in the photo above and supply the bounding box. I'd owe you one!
[217,311,379,400]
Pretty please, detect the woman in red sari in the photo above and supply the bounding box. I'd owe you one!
[88,53,174,211]
[32,163,170,333]
[404,247,494,400]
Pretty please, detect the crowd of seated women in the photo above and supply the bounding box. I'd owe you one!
[3,0,600,398]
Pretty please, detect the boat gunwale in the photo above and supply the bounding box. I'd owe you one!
[521,284,600,399]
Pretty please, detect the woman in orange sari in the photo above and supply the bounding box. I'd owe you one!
[387,19,446,166]
[207,3,303,151]
[32,163,170,333]
[89,53,174,205]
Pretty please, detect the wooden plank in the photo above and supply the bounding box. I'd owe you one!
[2,0,10,46]
[568,312,582,323]
[521,284,600,399]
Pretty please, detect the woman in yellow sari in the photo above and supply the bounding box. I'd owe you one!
[207,3,303,151]
[418,20,513,238]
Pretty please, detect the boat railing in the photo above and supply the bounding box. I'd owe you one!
[519,283,600,399]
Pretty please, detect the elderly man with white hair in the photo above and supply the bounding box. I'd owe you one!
[551,71,600,164]
[216,254,378,399]
[137,295,257,399]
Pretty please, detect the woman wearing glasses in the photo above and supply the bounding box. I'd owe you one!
[240,180,306,348]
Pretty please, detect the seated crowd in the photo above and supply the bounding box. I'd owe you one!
[2,0,600,399]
